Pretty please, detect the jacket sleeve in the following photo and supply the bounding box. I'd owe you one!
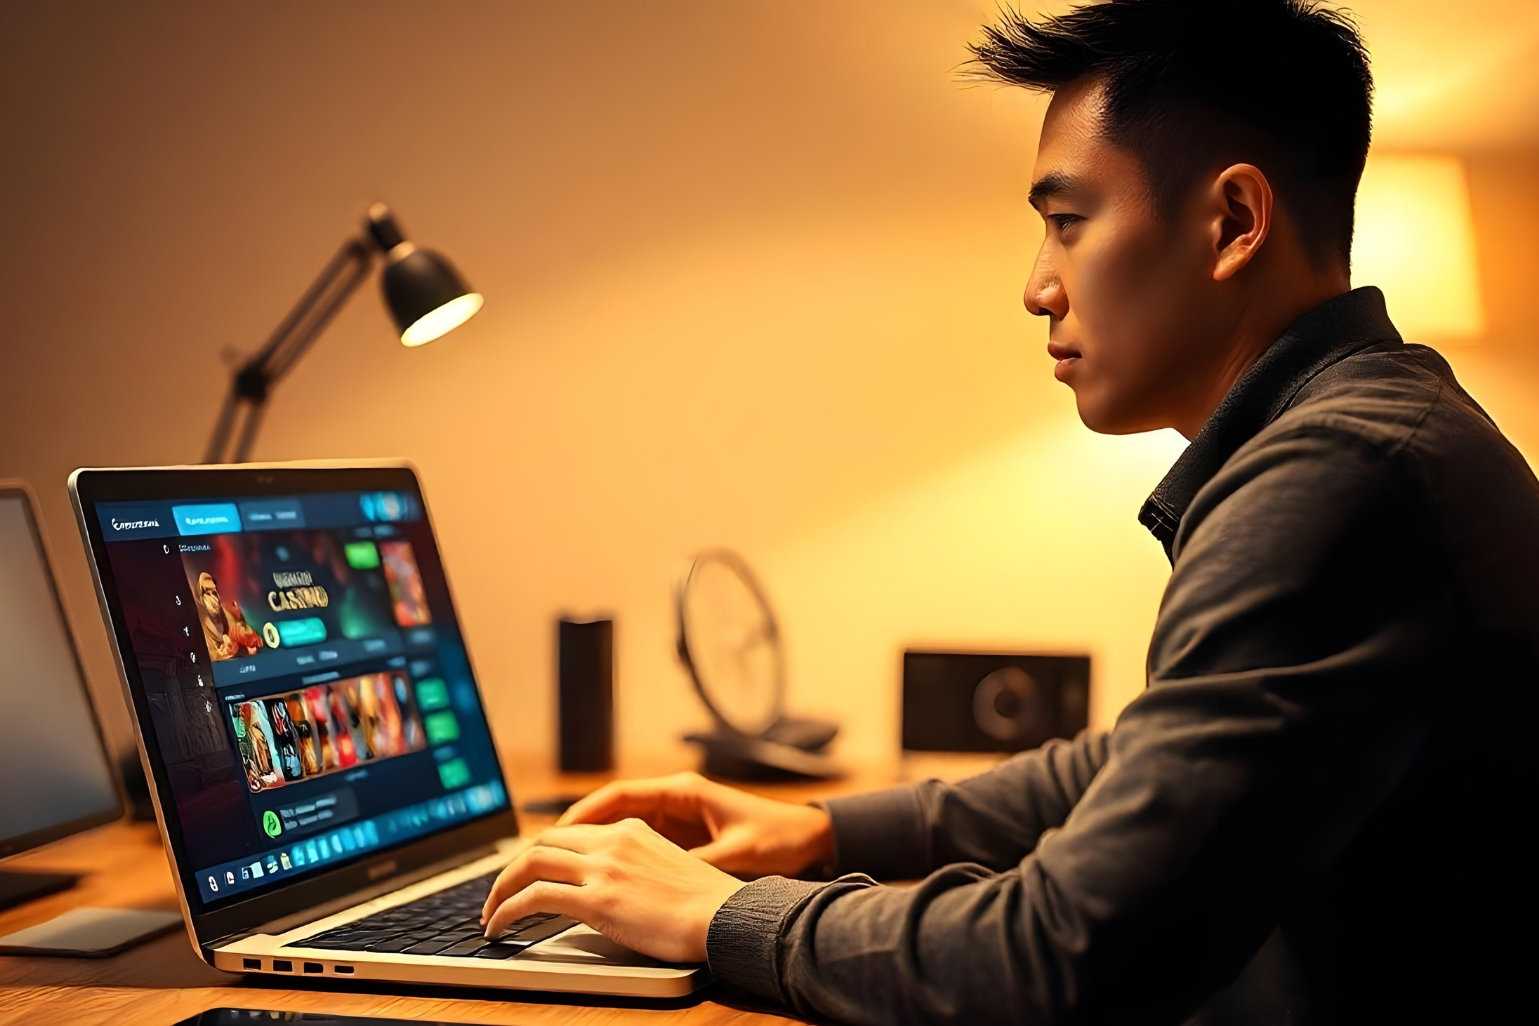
[705,428,1450,1025]
[819,729,1110,881]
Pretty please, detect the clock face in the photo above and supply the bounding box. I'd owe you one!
[679,552,783,737]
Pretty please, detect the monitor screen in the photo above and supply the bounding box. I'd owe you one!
[88,483,508,907]
[0,491,121,859]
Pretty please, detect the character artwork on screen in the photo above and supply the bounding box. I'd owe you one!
[230,671,426,792]
[193,569,264,661]
[181,530,396,664]
[231,700,283,790]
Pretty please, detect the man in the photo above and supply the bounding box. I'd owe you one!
[480,2,1536,1022]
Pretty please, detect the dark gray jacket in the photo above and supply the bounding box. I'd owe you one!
[705,288,1537,1024]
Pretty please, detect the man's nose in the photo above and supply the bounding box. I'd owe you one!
[1024,254,1066,320]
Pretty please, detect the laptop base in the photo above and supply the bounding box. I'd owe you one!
[0,870,79,913]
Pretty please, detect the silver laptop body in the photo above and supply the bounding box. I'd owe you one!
[69,463,706,998]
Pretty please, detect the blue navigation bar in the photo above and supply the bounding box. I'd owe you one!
[96,491,421,543]
[171,503,242,536]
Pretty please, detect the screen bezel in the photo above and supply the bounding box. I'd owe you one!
[68,464,520,947]
[0,480,125,862]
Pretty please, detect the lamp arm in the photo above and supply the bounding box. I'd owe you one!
[203,237,376,464]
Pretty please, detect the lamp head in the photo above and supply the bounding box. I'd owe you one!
[366,203,484,347]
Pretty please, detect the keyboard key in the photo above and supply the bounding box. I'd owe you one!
[472,940,528,959]
[470,915,577,958]
[511,915,578,945]
[434,936,493,957]
[368,934,439,952]
[296,937,367,951]
[281,871,508,954]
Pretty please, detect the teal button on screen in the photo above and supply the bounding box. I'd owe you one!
[172,503,241,536]
[274,617,327,646]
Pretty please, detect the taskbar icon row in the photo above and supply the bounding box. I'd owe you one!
[194,780,507,902]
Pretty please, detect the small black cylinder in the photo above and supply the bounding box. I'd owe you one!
[557,618,614,772]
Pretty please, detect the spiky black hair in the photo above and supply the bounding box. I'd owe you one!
[968,0,1373,265]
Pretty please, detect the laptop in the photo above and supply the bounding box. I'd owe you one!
[68,463,706,997]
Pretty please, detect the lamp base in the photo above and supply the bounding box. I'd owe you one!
[684,730,843,782]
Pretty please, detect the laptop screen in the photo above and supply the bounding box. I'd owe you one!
[86,479,508,908]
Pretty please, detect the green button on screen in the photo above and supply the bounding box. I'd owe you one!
[262,810,282,837]
[416,678,450,711]
[344,540,380,570]
[437,758,471,790]
[425,711,460,745]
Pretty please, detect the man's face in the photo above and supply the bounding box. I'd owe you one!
[201,580,222,618]
[1025,79,1230,435]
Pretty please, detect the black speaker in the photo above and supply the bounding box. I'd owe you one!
[557,618,613,772]
[902,651,1089,753]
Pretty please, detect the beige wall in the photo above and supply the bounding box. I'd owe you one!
[2,2,1535,777]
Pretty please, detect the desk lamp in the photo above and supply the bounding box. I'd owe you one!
[204,203,482,464]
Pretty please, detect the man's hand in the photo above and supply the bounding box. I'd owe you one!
[555,771,833,878]
[479,818,746,963]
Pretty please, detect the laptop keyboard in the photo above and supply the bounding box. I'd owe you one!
[290,871,577,959]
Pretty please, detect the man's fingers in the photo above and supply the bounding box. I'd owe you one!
[527,823,623,855]
[559,773,705,826]
[485,880,589,939]
[557,781,660,826]
[480,845,585,924]
[482,820,646,920]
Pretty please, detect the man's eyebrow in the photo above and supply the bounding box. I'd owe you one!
[1028,171,1078,210]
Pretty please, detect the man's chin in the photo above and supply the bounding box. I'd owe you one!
[1073,393,1159,436]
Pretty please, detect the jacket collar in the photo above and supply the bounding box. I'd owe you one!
[1137,286,1403,562]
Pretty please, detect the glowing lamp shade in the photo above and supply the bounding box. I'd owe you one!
[1352,154,1484,343]
[400,291,484,347]
[382,245,484,347]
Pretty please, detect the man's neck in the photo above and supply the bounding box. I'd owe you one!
[1173,274,1350,440]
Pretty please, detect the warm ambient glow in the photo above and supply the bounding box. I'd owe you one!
[1352,154,1485,343]
[400,292,484,347]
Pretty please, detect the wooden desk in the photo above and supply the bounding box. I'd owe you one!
[0,768,889,1026]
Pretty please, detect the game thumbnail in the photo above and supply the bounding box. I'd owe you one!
[228,671,427,793]
[231,700,284,791]
[379,540,431,627]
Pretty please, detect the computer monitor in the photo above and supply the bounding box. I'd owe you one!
[0,481,123,910]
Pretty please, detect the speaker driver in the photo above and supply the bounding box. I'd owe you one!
[972,666,1046,741]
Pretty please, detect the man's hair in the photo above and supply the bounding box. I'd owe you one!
[968,0,1372,267]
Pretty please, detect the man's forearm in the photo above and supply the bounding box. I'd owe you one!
[822,729,1109,879]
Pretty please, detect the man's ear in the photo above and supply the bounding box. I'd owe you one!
[1209,163,1273,282]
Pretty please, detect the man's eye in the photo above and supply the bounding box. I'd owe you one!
[1048,213,1083,233]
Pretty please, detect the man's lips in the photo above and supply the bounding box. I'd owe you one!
[1048,341,1081,382]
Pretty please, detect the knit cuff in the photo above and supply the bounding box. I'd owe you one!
[705,875,824,1002]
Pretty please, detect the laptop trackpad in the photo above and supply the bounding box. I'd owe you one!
[516,922,663,967]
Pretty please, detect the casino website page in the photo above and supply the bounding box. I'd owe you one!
[95,490,507,904]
